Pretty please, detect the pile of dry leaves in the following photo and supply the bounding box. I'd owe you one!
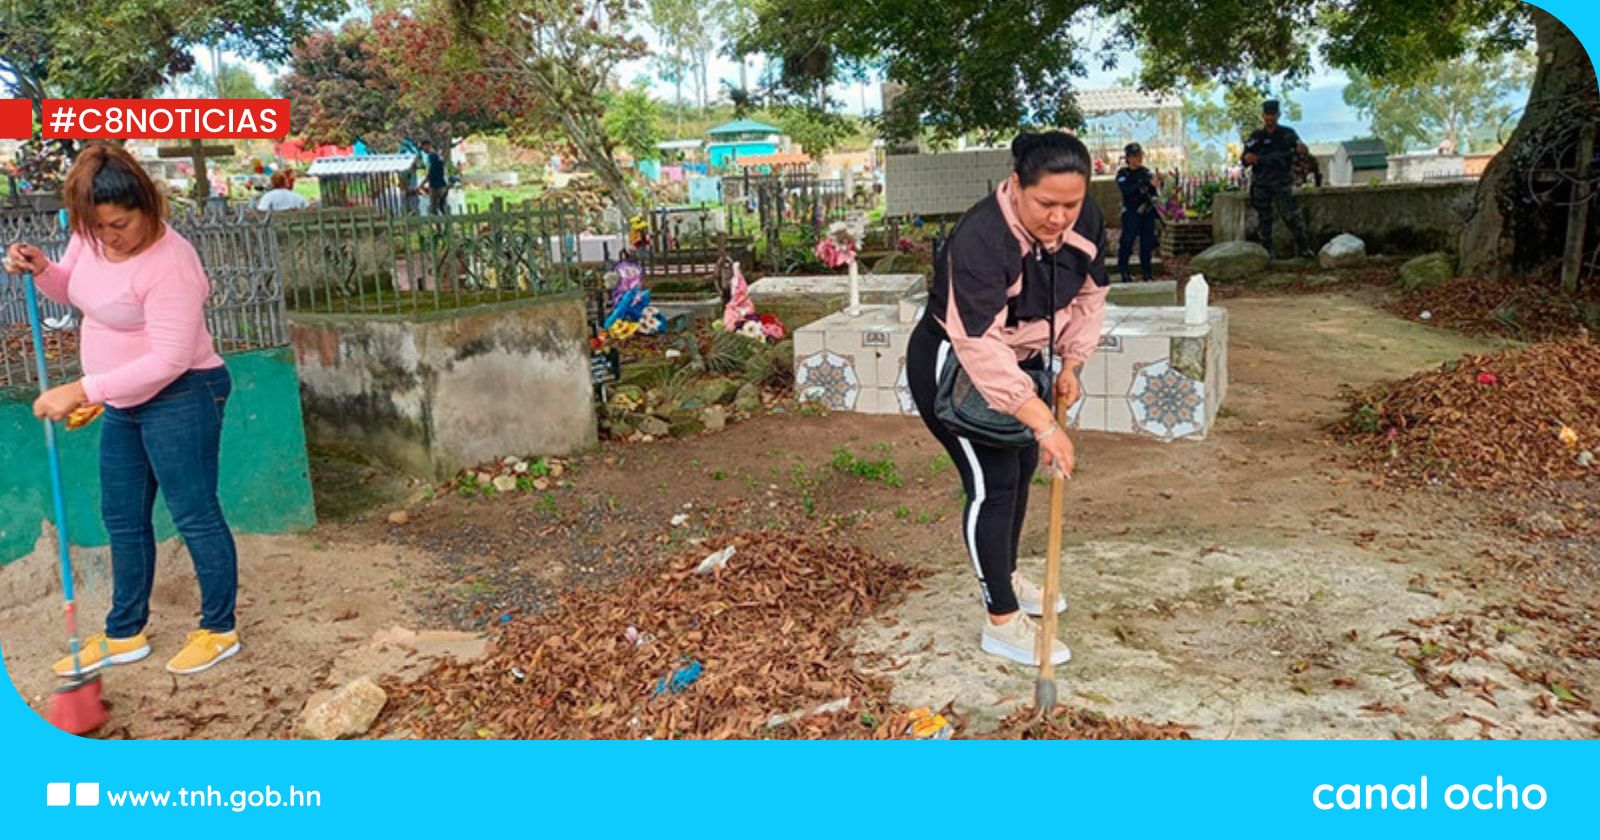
[372,528,1194,740]
[1389,275,1600,340]
[1,322,79,377]
[373,530,924,739]
[990,705,1191,740]
[1334,337,1600,490]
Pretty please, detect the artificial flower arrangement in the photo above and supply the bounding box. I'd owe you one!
[813,222,859,269]
[719,261,786,342]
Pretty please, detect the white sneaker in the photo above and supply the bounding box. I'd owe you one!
[981,612,1071,666]
[1012,571,1067,617]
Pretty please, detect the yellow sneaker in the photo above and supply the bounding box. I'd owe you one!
[166,630,240,675]
[52,632,150,677]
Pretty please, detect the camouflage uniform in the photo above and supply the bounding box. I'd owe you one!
[1242,110,1313,259]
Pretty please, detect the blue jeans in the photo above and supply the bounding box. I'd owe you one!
[99,366,238,638]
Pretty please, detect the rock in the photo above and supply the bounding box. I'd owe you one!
[697,377,740,406]
[1398,252,1454,293]
[668,412,706,438]
[1520,512,1568,535]
[635,415,670,438]
[734,383,762,413]
[474,471,493,487]
[386,510,410,526]
[532,477,551,491]
[1190,241,1270,281]
[1304,274,1343,287]
[512,460,529,474]
[298,678,388,740]
[702,405,728,432]
[1578,450,1595,468]
[548,461,564,478]
[492,475,519,493]
[1318,234,1367,269]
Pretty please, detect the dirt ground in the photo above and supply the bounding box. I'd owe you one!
[3,288,1597,739]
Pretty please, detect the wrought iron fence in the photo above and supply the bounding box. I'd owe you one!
[2,207,289,389]
[2,199,587,387]
[275,200,585,315]
[638,204,753,283]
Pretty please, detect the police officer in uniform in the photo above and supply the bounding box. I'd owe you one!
[1115,142,1162,283]
[1242,100,1314,259]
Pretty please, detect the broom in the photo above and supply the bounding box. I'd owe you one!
[17,267,110,735]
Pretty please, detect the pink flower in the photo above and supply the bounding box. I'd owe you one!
[1477,371,1498,386]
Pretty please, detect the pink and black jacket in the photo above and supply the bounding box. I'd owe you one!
[926,179,1111,415]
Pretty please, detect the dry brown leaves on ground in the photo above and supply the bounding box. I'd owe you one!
[371,528,1196,740]
[1388,275,1600,341]
[373,530,926,739]
[1,322,79,373]
[1334,337,1600,490]
[990,705,1191,740]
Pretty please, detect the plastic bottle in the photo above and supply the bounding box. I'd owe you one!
[1185,273,1210,325]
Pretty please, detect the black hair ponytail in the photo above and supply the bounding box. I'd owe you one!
[1011,131,1091,187]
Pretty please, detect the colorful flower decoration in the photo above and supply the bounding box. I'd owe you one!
[813,222,858,270]
[638,307,662,336]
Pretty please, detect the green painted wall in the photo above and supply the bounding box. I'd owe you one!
[0,347,316,565]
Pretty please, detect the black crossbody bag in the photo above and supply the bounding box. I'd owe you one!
[934,242,1056,449]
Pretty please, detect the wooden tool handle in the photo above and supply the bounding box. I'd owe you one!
[1036,400,1069,684]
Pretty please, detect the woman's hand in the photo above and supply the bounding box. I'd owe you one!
[1037,424,1076,480]
[33,381,88,422]
[1055,366,1081,409]
[5,242,49,275]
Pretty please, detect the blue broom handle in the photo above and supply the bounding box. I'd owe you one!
[21,271,76,605]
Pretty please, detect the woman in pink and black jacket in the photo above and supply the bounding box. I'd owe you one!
[906,131,1109,666]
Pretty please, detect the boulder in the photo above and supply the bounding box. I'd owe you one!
[635,415,670,438]
[298,678,388,740]
[1398,253,1454,292]
[697,377,740,406]
[668,411,706,438]
[1318,234,1367,269]
[1190,241,1270,281]
[734,383,762,413]
[702,405,729,432]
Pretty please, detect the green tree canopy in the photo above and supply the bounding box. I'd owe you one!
[739,0,1533,143]
[1343,48,1534,154]
[0,0,346,100]
[604,83,665,161]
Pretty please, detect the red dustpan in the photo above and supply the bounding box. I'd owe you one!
[14,266,109,735]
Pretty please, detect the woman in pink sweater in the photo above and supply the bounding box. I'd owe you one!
[7,144,241,678]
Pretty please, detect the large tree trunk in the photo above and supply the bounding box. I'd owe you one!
[1458,7,1600,279]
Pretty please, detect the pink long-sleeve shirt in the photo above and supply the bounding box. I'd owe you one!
[35,225,224,408]
[934,178,1110,415]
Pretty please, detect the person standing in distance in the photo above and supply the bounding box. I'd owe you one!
[421,140,450,216]
[1241,100,1314,260]
[1115,142,1162,283]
